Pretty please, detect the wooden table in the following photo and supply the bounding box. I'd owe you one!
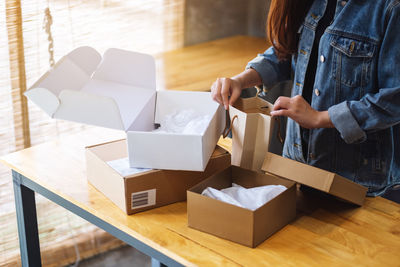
[2,36,400,266]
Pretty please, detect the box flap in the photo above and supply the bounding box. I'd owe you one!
[25,46,101,117]
[261,152,367,205]
[53,89,126,130]
[92,48,156,90]
[24,87,60,117]
[25,46,156,131]
[262,153,335,191]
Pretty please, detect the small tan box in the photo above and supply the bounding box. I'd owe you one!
[187,166,296,248]
[86,139,231,214]
[261,152,368,206]
[187,152,368,248]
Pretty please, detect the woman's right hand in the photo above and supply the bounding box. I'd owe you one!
[210,77,242,110]
[210,68,263,110]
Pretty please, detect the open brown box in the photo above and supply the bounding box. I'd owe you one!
[187,152,368,248]
[86,139,231,214]
[187,166,297,248]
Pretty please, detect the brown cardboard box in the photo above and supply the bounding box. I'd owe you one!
[187,152,367,248]
[86,139,231,214]
[187,166,296,248]
[261,152,368,206]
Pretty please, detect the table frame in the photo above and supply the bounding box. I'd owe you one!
[12,170,181,267]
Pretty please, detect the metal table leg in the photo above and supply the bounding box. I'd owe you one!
[151,258,168,267]
[13,170,42,267]
[11,170,183,267]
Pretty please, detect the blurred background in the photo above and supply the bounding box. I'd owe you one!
[0,0,270,266]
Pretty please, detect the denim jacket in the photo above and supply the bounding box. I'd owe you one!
[247,0,400,196]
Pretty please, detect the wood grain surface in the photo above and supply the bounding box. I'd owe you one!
[1,36,400,266]
[155,35,268,91]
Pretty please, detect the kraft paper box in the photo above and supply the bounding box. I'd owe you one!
[229,96,275,171]
[187,152,367,248]
[261,152,367,206]
[86,139,231,214]
[25,47,225,171]
[187,166,296,248]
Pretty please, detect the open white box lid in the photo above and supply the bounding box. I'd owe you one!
[261,152,368,205]
[24,46,157,131]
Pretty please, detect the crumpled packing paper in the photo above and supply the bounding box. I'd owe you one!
[107,157,151,177]
[202,183,287,211]
[153,109,211,134]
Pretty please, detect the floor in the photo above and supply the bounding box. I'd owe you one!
[67,245,151,267]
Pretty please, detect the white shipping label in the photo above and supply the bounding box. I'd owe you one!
[131,189,156,210]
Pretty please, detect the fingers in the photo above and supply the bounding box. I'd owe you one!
[211,78,234,110]
[211,78,223,105]
[229,87,241,106]
[272,96,291,111]
[220,78,231,110]
[271,96,293,117]
[211,77,243,110]
[270,109,291,117]
[271,95,319,129]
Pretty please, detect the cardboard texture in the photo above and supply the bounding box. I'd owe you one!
[86,139,231,214]
[261,152,368,206]
[228,96,275,172]
[187,166,296,248]
[25,47,225,171]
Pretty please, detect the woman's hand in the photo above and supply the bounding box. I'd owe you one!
[210,68,263,110]
[271,95,334,129]
[211,77,242,110]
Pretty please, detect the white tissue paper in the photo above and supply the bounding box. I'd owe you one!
[153,109,211,134]
[107,157,151,177]
[202,183,287,211]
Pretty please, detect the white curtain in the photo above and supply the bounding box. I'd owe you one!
[0,0,184,265]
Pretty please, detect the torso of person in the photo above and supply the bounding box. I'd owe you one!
[283,0,400,196]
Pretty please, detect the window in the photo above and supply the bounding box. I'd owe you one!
[0,0,184,265]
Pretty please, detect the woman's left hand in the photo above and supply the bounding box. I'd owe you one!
[271,95,334,129]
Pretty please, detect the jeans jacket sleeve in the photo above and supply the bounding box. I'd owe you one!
[246,46,291,89]
[328,3,400,144]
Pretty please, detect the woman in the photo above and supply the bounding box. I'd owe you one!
[211,0,400,201]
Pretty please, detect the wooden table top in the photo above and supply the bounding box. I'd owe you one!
[2,36,400,266]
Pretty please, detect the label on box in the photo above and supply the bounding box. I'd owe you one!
[131,189,156,210]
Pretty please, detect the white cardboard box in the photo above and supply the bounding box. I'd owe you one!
[25,47,225,171]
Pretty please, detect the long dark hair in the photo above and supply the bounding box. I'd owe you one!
[267,0,313,61]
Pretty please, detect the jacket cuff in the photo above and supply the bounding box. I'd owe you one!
[328,101,366,144]
[246,55,277,89]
